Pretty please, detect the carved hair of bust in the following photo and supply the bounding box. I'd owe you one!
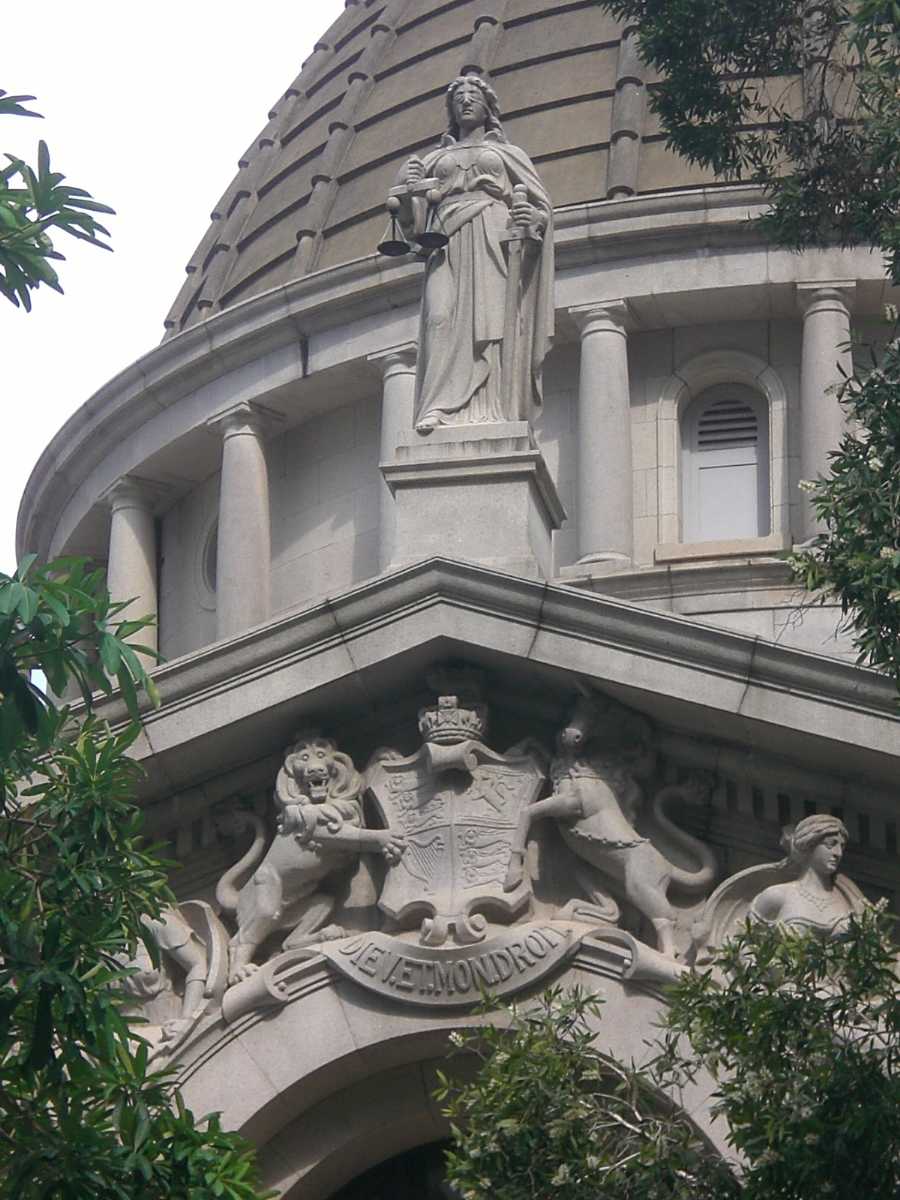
[781,814,849,865]
[444,74,506,141]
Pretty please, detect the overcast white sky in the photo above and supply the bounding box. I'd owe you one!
[1,0,346,572]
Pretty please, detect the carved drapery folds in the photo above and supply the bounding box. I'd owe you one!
[381,75,554,431]
[129,673,873,1053]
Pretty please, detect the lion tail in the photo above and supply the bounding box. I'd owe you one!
[652,784,717,892]
[215,812,267,914]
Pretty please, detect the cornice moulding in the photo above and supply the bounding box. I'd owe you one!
[80,560,898,799]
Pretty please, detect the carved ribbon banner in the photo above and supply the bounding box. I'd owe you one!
[321,923,575,1007]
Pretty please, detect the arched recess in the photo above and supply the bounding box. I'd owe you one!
[174,946,732,1199]
[656,350,790,546]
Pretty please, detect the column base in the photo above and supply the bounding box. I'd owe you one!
[559,553,634,583]
[578,550,633,567]
[381,422,566,580]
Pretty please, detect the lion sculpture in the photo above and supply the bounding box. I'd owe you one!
[506,695,717,958]
[216,732,404,984]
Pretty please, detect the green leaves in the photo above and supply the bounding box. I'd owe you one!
[441,912,899,1200]
[0,557,160,799]
[0,85,262,1190]
[597,2,900,282]
[790,319,900,688]
[0,89,115,310]
[0,555,269,1198]
[0,93,42,121]
[662,909,900,1200]
[440,988,738,1200]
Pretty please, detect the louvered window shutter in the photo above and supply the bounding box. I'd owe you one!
[682,386,770,542]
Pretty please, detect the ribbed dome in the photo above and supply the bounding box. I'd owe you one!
[164,0,718,336]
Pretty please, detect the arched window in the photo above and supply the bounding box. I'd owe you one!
[682,384,770,542]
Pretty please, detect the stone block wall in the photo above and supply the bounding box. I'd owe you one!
[269,395,382,615]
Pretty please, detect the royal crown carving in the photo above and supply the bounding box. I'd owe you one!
[418,693,489,745]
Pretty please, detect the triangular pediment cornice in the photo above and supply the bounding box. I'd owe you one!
[106,559,897,798]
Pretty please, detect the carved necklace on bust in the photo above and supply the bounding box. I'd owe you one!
[795,878,842,913]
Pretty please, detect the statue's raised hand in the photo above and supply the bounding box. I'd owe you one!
[510,184,538,229]
[405,155,426,186]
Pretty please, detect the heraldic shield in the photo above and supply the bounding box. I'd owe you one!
[366,693,546,946]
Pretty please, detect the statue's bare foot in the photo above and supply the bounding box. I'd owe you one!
[415,416,439,434]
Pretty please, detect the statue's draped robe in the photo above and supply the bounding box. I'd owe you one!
[405,132,554,426]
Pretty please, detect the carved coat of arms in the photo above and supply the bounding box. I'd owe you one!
[367,694,545,945]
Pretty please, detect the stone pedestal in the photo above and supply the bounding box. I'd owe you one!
[381,422,566,579]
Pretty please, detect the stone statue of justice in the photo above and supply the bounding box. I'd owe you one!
[379,74,554,432]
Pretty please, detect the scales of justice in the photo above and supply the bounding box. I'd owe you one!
[377,74,565,581]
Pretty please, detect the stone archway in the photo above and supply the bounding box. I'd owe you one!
[174,942,731,1199]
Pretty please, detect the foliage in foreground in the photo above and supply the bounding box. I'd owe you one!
[0,91,113,310]
[598,0,899,283]
[438,988,737,1200]
[789,318,900,686]
[0,558,267,1198]
[595,0,900,685]
[664,905,899,1199]
[441,909,899,1199]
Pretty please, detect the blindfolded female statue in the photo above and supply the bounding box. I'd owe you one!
[387,76,554,433]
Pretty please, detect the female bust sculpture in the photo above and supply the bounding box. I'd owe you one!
[749,814,861,937]
[390,75,554,432]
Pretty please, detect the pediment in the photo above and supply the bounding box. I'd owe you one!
[108,558,898,806]
[97,554,897,816]
[122,559,896,1198]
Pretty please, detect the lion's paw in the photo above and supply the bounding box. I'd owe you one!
[227,963,260,987]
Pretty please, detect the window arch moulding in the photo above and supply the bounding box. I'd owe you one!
[655,349,791,557]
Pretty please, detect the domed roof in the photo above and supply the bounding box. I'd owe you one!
[164,0,717,337]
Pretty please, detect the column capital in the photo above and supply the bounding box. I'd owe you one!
[206,400,283,440]
[367,342,418,380]
[101,475,169,514]
[796,281,856,317]
[568,300,630,337]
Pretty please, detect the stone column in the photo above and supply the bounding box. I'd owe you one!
[798,282,854,538]
[105,477,159,663]
[208,401,276,640]
[370,344,417,571]
[569,302,633,565]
